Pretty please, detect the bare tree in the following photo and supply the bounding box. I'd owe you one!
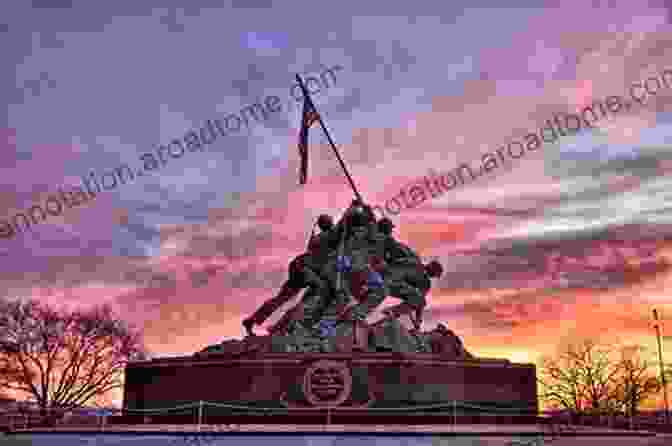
[538,337,671,421]
[0,297,149,421]
[537,338,622,415]
[611,345,661,417]
[537,349,584,412]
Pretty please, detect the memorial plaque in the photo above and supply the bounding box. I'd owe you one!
[302,360,352,407]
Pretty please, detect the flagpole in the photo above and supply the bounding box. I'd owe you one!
[295,74,363,203]
[306,219,317,250]
[653,308,670,424]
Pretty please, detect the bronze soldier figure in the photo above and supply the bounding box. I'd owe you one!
[242,214,335,336]
[377,218,443,330]
[273,200,384,333]
[267,300,306,335]
[382,260,443,330]
[378,218,421,266]
[333,201,389,323]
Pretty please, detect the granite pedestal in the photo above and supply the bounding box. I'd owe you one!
[122,352,537,424]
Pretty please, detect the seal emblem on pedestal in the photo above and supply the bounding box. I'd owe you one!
[303,360,352,407]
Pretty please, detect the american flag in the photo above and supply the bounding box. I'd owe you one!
[298,96,320,184]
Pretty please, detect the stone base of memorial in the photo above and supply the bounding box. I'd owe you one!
[119,320,537,425]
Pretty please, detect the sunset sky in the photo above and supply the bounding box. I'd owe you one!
[2,1,672,409]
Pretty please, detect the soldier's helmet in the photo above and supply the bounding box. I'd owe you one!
[348,204,370,227]
[377,218,395,235]
[316,214,334,231]
[425,260,444,278]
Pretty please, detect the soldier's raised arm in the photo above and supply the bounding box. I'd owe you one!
[377,218,421,265]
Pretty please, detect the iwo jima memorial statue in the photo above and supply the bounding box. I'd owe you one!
[121,75,537,424]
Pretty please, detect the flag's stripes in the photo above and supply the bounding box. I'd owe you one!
[298,97,320,184]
